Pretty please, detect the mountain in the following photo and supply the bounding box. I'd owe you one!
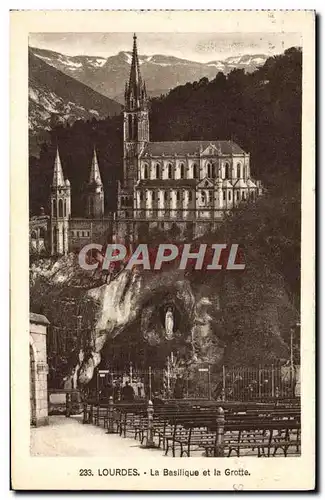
[30,46,268,103]
[29,50,122,153]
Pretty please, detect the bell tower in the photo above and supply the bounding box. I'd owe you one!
[122,33,149,192]
[50,147,71,255]
[116,33,149,243]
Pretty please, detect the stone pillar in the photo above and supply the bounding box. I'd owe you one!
[30,313,50,427]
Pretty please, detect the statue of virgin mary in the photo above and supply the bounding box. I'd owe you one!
[165,306,174,338]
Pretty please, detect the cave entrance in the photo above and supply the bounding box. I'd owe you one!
[98,328,171,372]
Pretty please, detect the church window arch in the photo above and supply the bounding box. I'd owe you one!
[58,199,64,218]
[143,164,149,180]
[223,191,226,201]
[228,191,232,201]
[242,191,246,200]
[237,163,241,179]
[201,191,206,203]
[128,115,132,140]
[52,199,57,217]
[176,191,180,201]
[164,191,168,202]
[193,163,198,179]
[180,163,185,179]
[225,163,230,180]
[189,191,193,202]
[168,163,173,179]
[155,163,160,179]
[207,162,212,178]
[152,191,156,201]
[243,165,247,179]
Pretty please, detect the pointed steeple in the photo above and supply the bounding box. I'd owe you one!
[89,148,102,185]
[125,33,147,110]
[52,147,65,187]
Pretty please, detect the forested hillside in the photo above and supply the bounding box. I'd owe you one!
[29,46,301,216]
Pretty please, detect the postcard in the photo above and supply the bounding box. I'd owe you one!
[10,9,315,491]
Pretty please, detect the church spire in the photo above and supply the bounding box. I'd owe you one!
[125,33,147,110]
[52,147,65,187]
[89,147,102,185]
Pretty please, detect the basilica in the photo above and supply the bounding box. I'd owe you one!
[30,33,262,255]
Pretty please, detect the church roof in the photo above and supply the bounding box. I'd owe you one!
[233,179,248,188]
[141,140,246,157]
[137,179,197,188]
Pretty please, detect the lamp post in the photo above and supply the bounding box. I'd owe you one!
[290,322,300,396]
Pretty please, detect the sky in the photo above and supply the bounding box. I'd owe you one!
[28,32,301,63]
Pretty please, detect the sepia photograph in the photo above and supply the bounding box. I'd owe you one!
[10,10,315,490]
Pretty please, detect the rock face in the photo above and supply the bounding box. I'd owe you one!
[29,50,122,152]
[30,252,295,387]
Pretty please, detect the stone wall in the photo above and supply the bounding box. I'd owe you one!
[30,313,49,427]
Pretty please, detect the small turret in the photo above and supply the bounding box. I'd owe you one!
[87,147,104,218]
[52,147,65,187]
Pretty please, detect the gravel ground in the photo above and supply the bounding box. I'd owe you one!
[30,415,166,457]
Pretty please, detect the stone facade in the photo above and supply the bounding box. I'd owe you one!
[30,313,50,427]
[115,34,263,243]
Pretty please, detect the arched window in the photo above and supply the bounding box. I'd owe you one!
[207,162,212,178]
[52,199,57,217]
[242,191,246,200]
[164,191,168,201]
[228,191,231,201]
[168,163,172,179]
[189,191,193,202]
[152,191,156,201]
[223,191,226,201]
[243,165,247,179]
[156,163,160,179]
[237,163,241,179]
[176,191,180,201]
[193,163,198,179]
[140,192,143,202]
[201,192,206,203]
[225,163,230,180]
[180,163,185,179]
[128,115,132,140]
[58,199,64,218]
[144,164,149,179]
[31,230,37,239]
